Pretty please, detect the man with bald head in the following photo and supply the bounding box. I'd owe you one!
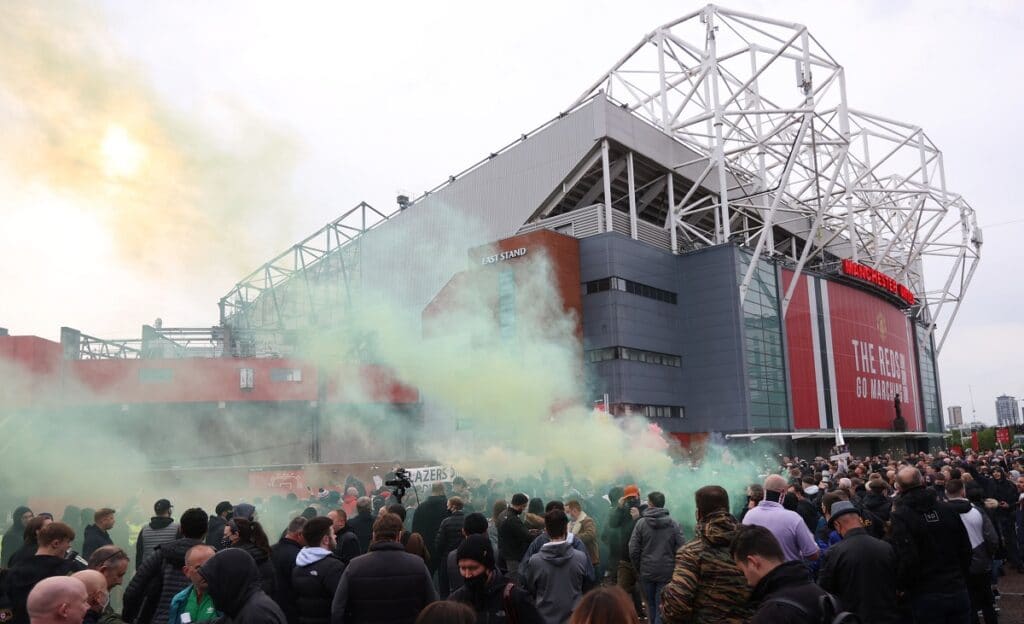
[741,475,818,562]
[168,544,221,624]
[26,576,90,624]
[890,466,972,623]
[85,546,130,624]
[71,570,109,623]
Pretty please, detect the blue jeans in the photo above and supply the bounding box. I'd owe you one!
[642,581,666,624]
[910,590,971,624]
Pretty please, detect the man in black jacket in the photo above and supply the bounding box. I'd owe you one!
[207,502,233,550]
[434,497,466,598]
[4,522,85,624]
[445,513,489,596]
[292,518,345,624]
[861,478,893,525]
[497,493,533,580]
[818,501,899,623]
[270,517,306,624]
[411,484,448,572]
[730,525,832,624]
[82,509,115,561]
[330,513,436,624]
[448,535,542,624]
[988,468,1022,571]
[890,466,972,623]
[199,548,286,624]
[325,510,359,564]
[123,507,208,624]
[342,499,374,556]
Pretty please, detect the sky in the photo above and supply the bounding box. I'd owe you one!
[0,0,1021,424]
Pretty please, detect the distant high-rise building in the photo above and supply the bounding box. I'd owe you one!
[947,405,963,427]
[995,395,1020,426]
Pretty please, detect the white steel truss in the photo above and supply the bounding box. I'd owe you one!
[219,202,394,337]
[570,4,981,352]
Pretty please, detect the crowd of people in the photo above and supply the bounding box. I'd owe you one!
[0,447,1021,624]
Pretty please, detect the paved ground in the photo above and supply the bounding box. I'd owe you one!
[998,567,1024,624]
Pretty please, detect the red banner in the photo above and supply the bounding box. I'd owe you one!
[950,444,963,456]
[996,427,1011,445]
[784,270,921,431]
[971,431,980,452]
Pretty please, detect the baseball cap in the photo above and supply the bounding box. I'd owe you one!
[623,484,640,498]
[154,499,173,514]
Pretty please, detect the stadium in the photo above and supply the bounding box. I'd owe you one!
[1,6,982,472]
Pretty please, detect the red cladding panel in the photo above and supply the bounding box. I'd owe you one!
[781,272,821,430]
[783,270,921,431]
[825,279,920,430]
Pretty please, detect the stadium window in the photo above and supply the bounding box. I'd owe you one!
[270,368,303,382]
[583,276,677,305]
[586,347,616,363]
[585,346,680,368]
[641,405,682,418]
[239,367,255,390]
[138,368,173,383]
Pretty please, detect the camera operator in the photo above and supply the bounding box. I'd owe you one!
[607,485,646,620]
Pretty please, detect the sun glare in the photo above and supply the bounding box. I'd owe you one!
[100,124,145,178]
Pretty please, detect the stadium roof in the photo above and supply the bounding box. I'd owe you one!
[220,5,981,358]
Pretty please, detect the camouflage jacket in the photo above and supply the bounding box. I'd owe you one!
[660,512,753,624]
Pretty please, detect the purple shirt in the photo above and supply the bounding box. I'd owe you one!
[742,500,818,561]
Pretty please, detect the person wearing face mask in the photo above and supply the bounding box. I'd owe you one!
[565,501,599,575]
[71,570,109,624]
[86,546,131,624]
[6,522,86,624]
[447,534,542,624]
[496,493,534,581]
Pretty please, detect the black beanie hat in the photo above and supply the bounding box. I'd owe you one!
[456,534,495,569]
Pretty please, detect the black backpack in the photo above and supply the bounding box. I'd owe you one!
[766,594,861,624]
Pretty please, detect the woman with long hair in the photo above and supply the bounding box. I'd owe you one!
[488,499,506,557]
[231,518,276,594]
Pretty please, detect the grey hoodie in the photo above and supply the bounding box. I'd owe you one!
[628,507,685,583]
[522,540,591,624]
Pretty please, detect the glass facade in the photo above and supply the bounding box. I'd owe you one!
[738,251,789,431]
[916,324,942,433]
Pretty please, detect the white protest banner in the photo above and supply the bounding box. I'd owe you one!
[404,465,458,487]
